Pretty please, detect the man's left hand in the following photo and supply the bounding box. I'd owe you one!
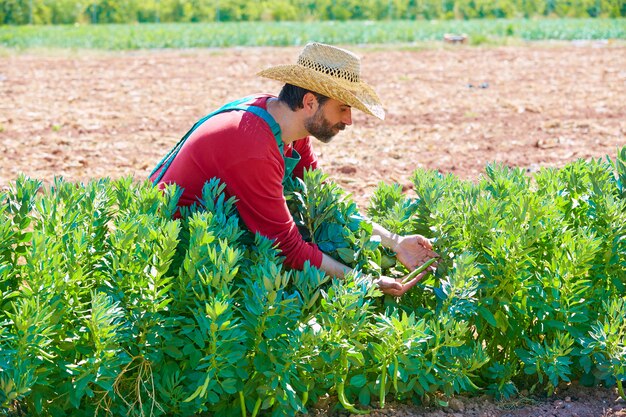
[394,234,439,272]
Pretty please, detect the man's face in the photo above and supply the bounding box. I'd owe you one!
[304,98,352,144]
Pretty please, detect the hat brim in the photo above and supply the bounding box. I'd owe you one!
[258,64,385,120]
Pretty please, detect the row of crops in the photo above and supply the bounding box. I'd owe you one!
[1,147,625,416]
[0,18,624,50]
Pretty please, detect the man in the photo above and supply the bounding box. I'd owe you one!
[151,42,437,297]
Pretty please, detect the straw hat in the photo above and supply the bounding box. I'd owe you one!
[258,42,385,120]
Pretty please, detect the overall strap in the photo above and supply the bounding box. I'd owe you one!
[150,96,282,185]
[227,104,283,152]
[230,105,300,184]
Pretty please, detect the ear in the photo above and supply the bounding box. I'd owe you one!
[302,92,318,113]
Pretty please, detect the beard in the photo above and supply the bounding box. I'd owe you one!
[304,107,346,144]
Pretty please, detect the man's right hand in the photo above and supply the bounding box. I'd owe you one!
[373,269,429,297]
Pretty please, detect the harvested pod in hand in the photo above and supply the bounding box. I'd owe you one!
[402,258,436,284]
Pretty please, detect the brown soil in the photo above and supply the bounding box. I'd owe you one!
[1,43,625,207]
[308,380,626,417]
[0,42,625,416]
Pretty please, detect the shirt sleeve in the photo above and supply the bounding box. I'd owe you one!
[291,136,318,179]
[222,157,323,270]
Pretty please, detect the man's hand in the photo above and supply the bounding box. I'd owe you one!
[394,234,439,272]
[374,271,429,297]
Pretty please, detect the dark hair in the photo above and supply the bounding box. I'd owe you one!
[278,83,330,111]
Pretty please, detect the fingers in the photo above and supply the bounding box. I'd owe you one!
[407,254,439,273]
[376,271,429,297]
[416,235,434,250]
[375,277,402,293]
[416,237,440,262]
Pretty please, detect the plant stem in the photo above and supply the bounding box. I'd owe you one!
[618,380,625,401]
[393,357,399,393]
[251,398,262,417]
[402,258,436,284]
[379,366,387,409]
[307,216,316,243]
[239,391,246,417]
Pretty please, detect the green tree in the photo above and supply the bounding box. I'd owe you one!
[161,0,217,22]
[46,0,85,23]
[327,0,354,20]
[474,0,516,17]
[190,0,218,21]
[213,0,249,21]
[593,0,621,17]
[454,0,479,19]
[553,0,594,16]
[515,0,547,17]
[1,0,29,24]
[0,0,624,25]
[135,0,159,22]
[291,0,327,19]
[93,0,138,23]
[266,0,299,20]
[410,0,446,19]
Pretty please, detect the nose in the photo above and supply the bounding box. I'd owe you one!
[342,108,352,126]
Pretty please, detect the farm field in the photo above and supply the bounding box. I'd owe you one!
[0,42,624,207]
[0,41,625,417]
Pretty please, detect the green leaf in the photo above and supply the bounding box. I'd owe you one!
[478,306,497,327]
[544,320,566,330]
[350,374,367,388]
[568,313,588,323]
[336,247,355,264]
[163,344,183,359]
[222,378,238,394]
[418,375,430,392]
[358,386,371,406]
[580,372,596,387]
[207,390,220,403]
[494,310,510,331]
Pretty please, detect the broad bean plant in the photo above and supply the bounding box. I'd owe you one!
[0,147,625,416]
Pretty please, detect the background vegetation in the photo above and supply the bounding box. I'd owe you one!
[1,0,624,25]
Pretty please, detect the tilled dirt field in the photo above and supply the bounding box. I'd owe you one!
[1,42,625,416]
[1,42,625,207]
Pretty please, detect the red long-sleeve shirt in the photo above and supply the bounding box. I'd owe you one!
[152,95,323,270]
